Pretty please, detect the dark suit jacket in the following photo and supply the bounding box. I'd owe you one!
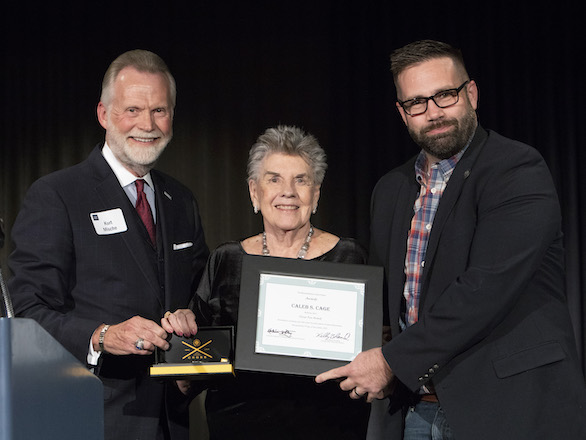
[9,145,208,440]
[367,127,586,439]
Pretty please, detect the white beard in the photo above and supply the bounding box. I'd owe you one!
[106,122,172,175]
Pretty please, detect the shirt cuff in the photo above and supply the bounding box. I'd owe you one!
[87,338,101,366]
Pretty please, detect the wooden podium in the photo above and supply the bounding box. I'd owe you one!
[0,318,103,440]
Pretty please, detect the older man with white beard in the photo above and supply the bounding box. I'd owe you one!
[8,49,208,440]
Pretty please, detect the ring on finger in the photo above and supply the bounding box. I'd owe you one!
[164,311,172,319]
[353,388,366,398]
[135,338,145,350]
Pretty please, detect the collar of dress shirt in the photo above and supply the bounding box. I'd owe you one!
[415,143,469,186]
[101,143,155,190]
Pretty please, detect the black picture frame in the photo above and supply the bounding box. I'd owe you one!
[235,254,383,376]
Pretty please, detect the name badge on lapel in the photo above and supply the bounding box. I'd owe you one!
[90,208,128,235]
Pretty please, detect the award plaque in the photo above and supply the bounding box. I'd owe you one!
[150,326,234,379]
[236,255,383,376]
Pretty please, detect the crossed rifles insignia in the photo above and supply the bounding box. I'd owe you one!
[182,339,213,360]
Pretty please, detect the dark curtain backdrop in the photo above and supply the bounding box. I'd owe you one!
[1,2,584,371]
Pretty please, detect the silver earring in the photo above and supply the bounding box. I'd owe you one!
[254,206,259,214]
[312,206,317,215]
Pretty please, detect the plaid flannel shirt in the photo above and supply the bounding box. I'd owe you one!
[403,148,466,327]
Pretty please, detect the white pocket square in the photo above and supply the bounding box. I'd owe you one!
[173,242,193,250]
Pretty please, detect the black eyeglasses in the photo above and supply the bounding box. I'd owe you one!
[398,80,470,116]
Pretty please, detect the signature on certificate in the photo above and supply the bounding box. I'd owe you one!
[316,332,351,341]
[266,328,294,338]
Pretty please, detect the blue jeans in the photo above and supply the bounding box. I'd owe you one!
[404,401,455,440]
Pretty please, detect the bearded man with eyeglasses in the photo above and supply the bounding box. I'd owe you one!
[317,39,586,440]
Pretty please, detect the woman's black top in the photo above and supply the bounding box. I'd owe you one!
[193,238,371,440]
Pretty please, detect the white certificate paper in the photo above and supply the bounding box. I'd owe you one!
[255,274,365,361]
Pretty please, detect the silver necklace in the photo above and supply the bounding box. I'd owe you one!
[262,225,314,259]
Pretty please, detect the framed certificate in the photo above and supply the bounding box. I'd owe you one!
[235,254,383,376]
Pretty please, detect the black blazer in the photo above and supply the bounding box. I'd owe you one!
[9,145,208,440]
[367,127,586,439]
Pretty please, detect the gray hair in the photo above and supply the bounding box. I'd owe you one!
[100,49,176,109]
[390,40,469,83]
[247,125,328,186]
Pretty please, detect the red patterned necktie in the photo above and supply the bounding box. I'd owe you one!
[135,179,156,246]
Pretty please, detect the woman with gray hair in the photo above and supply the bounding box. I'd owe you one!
[192,125,369,439]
